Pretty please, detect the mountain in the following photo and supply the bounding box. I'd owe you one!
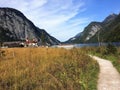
[103,13,117,24]
[0,8,60,45]
[100,13,120,42]
[67,22,103,43]
[66,13,119,43]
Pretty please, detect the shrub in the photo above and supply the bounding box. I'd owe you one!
[106,43,117,55]
[0,49,5,58]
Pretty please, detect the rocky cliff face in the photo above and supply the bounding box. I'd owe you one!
[0,8,60,45]
[83,22,102,41]
[66,22,103,43]
[66,13,118,44]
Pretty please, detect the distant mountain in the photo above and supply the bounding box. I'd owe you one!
[66,13,119,43]
[100,13,120,42]
[0,8,60,45]
[67,22,103,43]
[103,13,117,24]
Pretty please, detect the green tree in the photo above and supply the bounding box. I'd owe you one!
[41,32,46,45]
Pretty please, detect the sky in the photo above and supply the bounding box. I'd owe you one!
[0,0,120,41]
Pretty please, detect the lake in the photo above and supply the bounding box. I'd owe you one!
[53,42,120,49]
[75,42,120,47]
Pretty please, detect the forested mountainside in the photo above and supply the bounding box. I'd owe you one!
[66,13,119,43]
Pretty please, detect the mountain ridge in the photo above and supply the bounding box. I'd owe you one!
[0,7,60,45]
[66,13,119,44]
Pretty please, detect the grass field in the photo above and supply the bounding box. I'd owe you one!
[0,47,99,90]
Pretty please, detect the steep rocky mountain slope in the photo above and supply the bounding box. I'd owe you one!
[66,13,119,43]
[0,8,60,45]
[67,22,103,43]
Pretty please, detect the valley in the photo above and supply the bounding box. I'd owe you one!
[0,3,120,90]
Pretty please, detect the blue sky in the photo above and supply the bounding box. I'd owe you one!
[0,0,120,41]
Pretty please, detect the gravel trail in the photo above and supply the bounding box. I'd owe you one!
[91,56,120,90]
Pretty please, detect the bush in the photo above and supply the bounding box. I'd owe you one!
[96,46,107,55]
[92,44,118,56]
[0,49,5,58]
[106,43,117,55]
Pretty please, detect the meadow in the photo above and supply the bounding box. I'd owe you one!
[0,47,99,90]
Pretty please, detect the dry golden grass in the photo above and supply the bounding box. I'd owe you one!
[0,47,99,90]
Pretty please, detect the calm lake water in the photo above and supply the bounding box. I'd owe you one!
[74,42,120,47]
[53,42,120,49]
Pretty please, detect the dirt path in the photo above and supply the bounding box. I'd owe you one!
[91,56,120,90]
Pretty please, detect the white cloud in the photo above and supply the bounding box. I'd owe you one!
[0,0,90,41]
[29,0,47,9]
[50,18,90,41]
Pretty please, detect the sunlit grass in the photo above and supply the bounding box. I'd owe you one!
[0,47,99,90]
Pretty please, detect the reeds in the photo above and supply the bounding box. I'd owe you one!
[0,47,99,90]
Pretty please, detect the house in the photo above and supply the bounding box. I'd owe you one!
[25,38,38,47]
[2,41,23,48]
[2,38,38,48]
